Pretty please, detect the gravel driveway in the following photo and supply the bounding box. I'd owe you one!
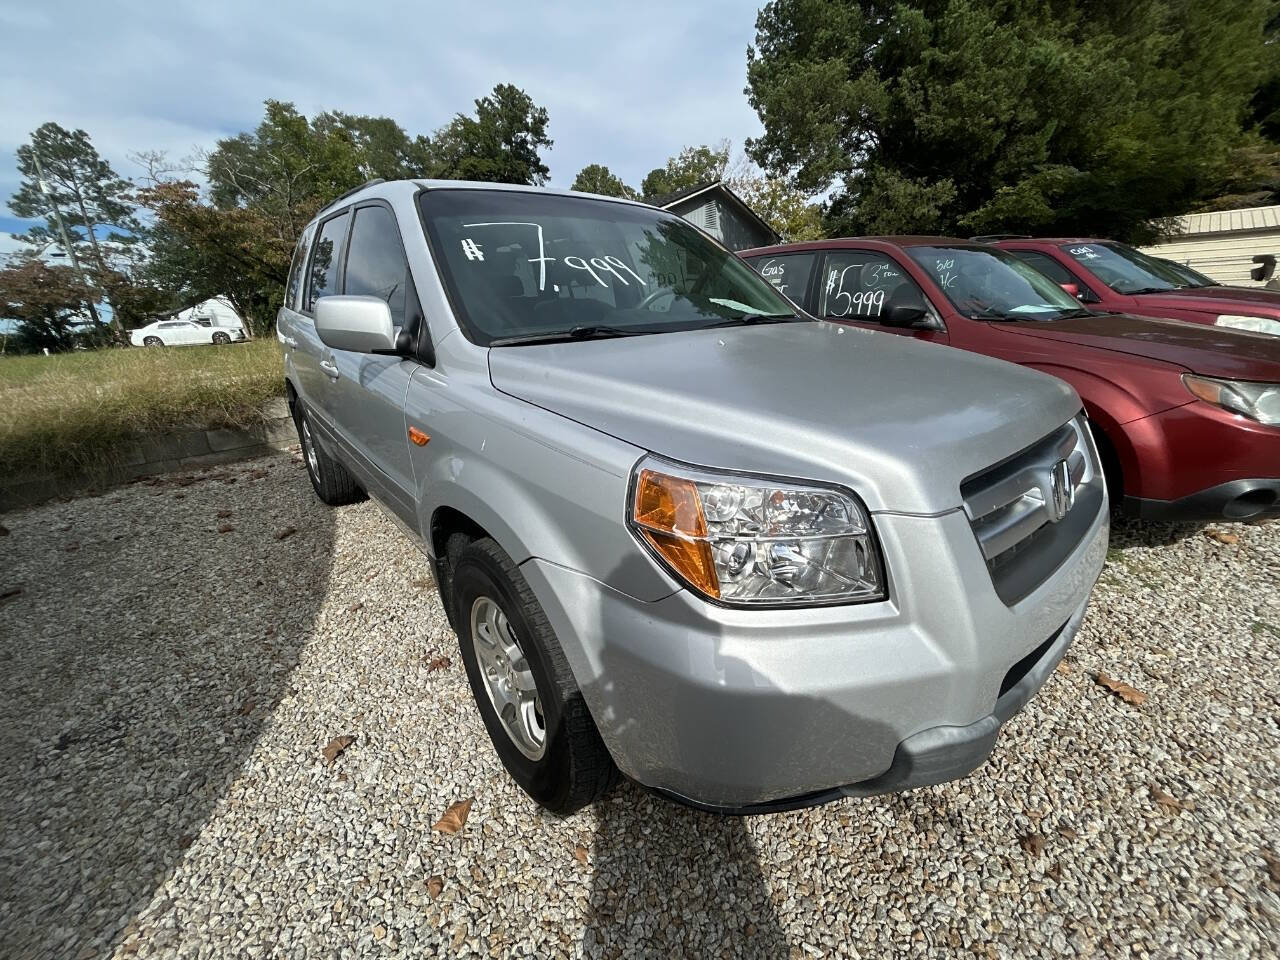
[1,455,1277,959]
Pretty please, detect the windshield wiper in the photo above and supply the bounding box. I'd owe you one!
[701,313,806,328]
[1127,286,1176,295]
[488,325,643,347]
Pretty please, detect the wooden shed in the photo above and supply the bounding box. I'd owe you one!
[1141,205,1280,286]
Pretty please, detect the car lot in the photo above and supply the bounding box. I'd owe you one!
[1,454,1277,959]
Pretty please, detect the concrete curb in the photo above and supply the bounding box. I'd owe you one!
[1,399,297,512]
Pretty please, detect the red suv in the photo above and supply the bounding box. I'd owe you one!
[741,238,1280,520]
[990,237,1280,338]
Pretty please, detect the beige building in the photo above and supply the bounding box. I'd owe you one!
[1141,204,1280,286]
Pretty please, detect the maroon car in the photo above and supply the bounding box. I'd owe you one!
[742,238,1280,520]
[990,237,1280,338]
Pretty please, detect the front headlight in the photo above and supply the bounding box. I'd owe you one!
[1183,374,1280,425]
[1215,314,1280,336]
[627,458,885,606]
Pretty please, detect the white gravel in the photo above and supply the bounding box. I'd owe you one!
[1,455,1277,959]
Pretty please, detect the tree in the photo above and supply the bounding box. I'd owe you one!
[0,257,94,353]
[728,171,824,241]
[425,84,553,185]
[136,179,292,337]
[9,123,143,332]
[641,142,731,200]
[571,164,638,198]
[746,0,1273,241]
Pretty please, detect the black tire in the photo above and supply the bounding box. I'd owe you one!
[292,400,366,506]
[212,331,231,345]
[143,336,163,347]
[451,537,617,814]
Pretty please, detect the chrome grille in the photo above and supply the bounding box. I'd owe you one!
[961,417,1100,604]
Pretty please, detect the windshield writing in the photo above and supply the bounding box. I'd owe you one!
[422,191,795,345]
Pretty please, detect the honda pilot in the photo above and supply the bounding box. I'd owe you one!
[278,181,1108,814]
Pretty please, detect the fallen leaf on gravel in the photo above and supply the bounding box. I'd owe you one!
[0,586,22,601]
[216,508,232,519]
[1095,672,1148,706]
[275,526,297,541]
[433,797,474,834]
[1206,530,1239,545]
[1055,660,1071,675]
[1262,849,1280,883]
[427,655,451,672]
[1046,862,1063,881]
[411,577,432,588]
[1020,833,1046,856]
[371,925,386,941]
[575,845,589,864]
[1057,826,1079,840]
[222,476,237,485]
[64,542,79,552]
[322,735,356,764]
[249,469,268,479]
[237,699,255,716]
[217,523,234,534]
[427,875,444,898]
[1151,786,1192,813]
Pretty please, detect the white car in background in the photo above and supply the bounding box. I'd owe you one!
[130,319,247,347]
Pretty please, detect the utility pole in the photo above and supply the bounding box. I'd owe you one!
[30,145,104,329]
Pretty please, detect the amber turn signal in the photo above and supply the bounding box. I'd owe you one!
[408,426,430,446]
[631,468,719,598]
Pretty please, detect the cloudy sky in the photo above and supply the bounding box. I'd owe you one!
[0,0,766,257]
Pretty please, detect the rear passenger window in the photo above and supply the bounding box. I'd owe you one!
[745,253,816,305]
[344,205,410,328]
[306,212,350,312]
[819,251,920,320]
[285,228,311,311]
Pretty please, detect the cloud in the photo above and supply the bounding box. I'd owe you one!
[0,0,765,214]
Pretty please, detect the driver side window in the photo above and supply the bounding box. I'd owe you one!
[819,251,921,321]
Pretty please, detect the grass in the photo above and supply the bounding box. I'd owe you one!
[0,339,285,483]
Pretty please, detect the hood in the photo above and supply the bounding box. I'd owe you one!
[1000,313,1280,381]
[487,322,1081,515]
[1134,284,1280,316]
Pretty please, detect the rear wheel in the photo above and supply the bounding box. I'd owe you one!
[143,336,162,347]
[451,537,617,814]
[212,331,231,345]
[292,400,366,506]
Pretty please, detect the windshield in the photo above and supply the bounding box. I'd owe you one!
[906,245,1085,320]
[1155,257,1217,287]
[1061,242,1190,294]
[419,189,797,345]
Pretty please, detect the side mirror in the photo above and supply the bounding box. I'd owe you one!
[314,296,397,353]
[880,296,931,328]
[1060,282,1081,298]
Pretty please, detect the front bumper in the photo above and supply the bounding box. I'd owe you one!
[1123,478,1280,521]
[521,499,1108,811]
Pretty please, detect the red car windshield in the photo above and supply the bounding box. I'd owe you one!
[907,245,1085,321]
[1061,242,1190,294]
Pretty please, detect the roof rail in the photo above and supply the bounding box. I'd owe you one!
[318,178,386,215]
[970,234,1031,243]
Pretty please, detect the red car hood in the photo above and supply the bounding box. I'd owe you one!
[1134,285,1280,316]
[1003,313,1280,381]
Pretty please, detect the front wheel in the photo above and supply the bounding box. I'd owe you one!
[451,538,617,814]
[143,336,163,347]
[212,331,231,345]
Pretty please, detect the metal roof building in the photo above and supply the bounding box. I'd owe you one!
[653,180,781,252]
[1141,204,1280,286]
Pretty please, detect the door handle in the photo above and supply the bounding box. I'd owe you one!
[319,359,339,379]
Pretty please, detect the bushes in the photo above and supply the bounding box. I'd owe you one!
[0,339,284,482]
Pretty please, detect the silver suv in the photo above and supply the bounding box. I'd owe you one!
[278,180,1109,815]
